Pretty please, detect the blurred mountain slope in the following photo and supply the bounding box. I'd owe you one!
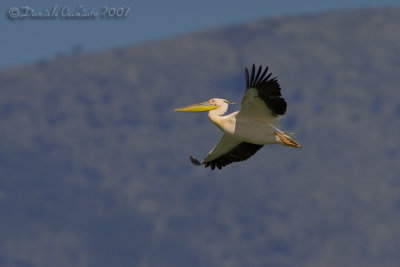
[0,7,400,267]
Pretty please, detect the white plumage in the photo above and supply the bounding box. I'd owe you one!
[175,65,300,170]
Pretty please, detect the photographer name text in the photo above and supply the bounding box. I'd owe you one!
[8,5,131,19]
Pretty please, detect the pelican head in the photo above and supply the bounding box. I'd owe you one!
[174,98,234,114]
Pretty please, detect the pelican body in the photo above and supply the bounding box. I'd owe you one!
[175,65,300,170]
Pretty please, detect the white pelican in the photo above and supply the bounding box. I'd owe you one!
[175,64,301,170]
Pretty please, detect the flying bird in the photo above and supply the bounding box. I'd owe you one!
[174,64,300,170]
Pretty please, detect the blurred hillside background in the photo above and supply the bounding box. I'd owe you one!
[2,0,400,69]
[1,2,400,267]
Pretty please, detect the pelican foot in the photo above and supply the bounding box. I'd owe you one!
[274,131,301,149]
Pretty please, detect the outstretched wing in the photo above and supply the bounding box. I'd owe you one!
[239,65,286,120]
[202,134,263,170]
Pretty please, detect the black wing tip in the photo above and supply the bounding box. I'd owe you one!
[203,143,264,170]
[189,156,225,170]
[189,155,202,166]
[204,161,223,170]
[246,64,271,89]
[245,64,287,116]
[245,68,249,89]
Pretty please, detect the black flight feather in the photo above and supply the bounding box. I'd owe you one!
[203,142,263,170]
[245,64,287,116]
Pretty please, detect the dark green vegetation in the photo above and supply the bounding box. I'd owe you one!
[1,7,400,267]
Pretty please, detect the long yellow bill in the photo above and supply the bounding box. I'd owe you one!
[174,101,219,112]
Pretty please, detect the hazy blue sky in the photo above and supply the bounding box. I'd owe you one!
[2,0,399,69]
